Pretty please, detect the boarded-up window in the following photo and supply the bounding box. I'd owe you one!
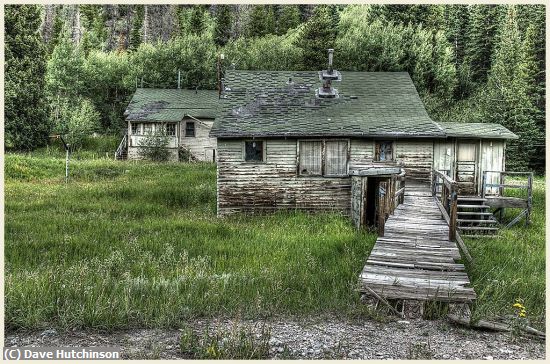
[185,122,195,137]
[375,141,393,161]
[458,143,476,161]
[325,141,348,176]
[299,141,322,175]
[245,141,264,162]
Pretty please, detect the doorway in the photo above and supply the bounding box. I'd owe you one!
[456,141,477,194]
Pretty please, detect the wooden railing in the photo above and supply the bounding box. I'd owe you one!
[432,169,458,241]
[115,133,128,160]
[377,169,406,236]
[482,170,533,227]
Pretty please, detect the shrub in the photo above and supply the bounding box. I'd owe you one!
[137,130,171,161]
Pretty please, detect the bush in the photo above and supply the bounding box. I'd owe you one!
[137,130,171,161]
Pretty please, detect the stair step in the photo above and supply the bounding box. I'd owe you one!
[457,219,498,224]
[458,226,499,231]
[457,197,487,202]
[458,204,490,209]
[457,211,493,216]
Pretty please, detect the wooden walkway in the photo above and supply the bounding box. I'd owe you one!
[359,182,477,302]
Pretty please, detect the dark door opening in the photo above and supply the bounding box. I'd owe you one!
[365,177,380,226]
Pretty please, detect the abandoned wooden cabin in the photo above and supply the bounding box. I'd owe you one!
[211,49,529,306]
[118,88,219,161]
[209,52,519,225]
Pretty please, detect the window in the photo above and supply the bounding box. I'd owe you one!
[143,123,153,135]
[299,140,349,176]
[244,140,264,162]
[375,141,394,161]
[131,123,141,135]
[325,140,348,176]
[185,122,195,137]
[299,141,322,175]
[166,123,176,136]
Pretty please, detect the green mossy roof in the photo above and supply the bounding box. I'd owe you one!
[437,122,518,140]
[210,70,446,138]
[125,88,219,122]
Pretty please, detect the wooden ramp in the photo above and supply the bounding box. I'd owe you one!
[359,182,477,302]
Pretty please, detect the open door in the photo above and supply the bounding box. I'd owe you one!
[456,141,477,195]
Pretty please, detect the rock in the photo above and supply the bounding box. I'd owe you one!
[40,329,57,337]
[483,356,494,360]
[397,320,410,325]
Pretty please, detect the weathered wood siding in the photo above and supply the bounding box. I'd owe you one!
[217,139,351,216]
[456,141,478,194]
[217,138,435,216]
[127,146,179,161]
[433,140,455,177]
[479,140,505,195]
[394,140,433,182]
[179,118,217,162]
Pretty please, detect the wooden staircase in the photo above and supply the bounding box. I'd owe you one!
[457,197,499,238]
[115,134,128,160]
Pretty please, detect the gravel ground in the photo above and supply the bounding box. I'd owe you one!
[4,317,545,360]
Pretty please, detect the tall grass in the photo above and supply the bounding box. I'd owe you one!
[465,176,546,327]
[4,152,545,331]
[4,153,375,331]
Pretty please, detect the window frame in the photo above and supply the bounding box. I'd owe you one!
[166,123,176,137]
[374,140,395,162]
[242,140,266,163]
[185,121,196,137]
[297,139,350,177]
[131,122,142,135]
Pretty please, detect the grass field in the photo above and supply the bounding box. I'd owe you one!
[4,151,546,331]
[4,153,375,331]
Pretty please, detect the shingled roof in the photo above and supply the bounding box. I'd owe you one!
[210,70,446,138]
[437,122,518,140]
[125,88,218,122]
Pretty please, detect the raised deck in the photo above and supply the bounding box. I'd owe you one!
[359,182,476,303]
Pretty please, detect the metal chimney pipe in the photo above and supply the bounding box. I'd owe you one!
[328,49,334,74]
[177,70,181,89]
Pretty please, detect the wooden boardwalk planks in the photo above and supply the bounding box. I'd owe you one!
[359,182,477,302]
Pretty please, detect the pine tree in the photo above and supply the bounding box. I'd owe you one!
[5,5,50,150]
[277,5,301,35]
[188,5,206,35]
[129,5,145,51]
[465,4,503,84]
[443,5,470,97]
[246,5,269,38]
[294,5,336,70]
[486,5,539,170]
[214,5,232,46]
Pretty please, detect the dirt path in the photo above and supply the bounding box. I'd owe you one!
[5,317,545,360]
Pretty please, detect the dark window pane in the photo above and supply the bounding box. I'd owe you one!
[166,123,176,136]
[185,122,195,137]
[376,141,393,161]
[245,141,263,162]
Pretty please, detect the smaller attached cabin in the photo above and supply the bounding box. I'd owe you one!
[434,122,518,195]
[124,88,219,161]
[210,69,517,220]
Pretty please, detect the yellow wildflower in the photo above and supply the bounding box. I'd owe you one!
[513,302,524,309]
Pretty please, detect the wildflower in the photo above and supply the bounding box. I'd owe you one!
[512,303,524,309]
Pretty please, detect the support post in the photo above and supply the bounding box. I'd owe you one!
[526,172,533,226]
[65,148,69,183]
[481,171,487,198]
[449,186,458,241]
[378,182,387,237]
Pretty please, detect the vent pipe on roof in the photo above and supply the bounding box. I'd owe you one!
[328,49,334,74]
[317,49,341,99]
[177,70,181,89]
